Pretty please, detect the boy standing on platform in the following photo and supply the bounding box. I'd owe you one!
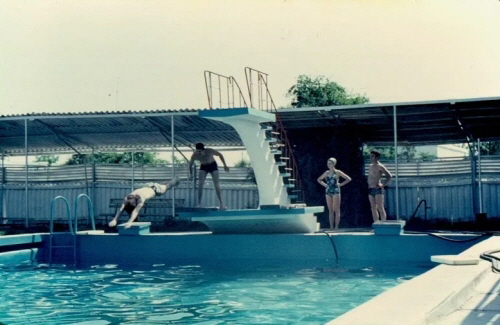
[367,150,392,222]
[189,143,230,210]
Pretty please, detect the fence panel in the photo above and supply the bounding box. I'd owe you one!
[2,159,500,223]
[2,182,258,223]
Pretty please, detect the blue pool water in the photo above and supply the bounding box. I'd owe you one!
[0,261,432,324]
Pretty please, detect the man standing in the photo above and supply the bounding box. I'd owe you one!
[367,150,392,222]
[108,177,180,228]
[189,143,230,210]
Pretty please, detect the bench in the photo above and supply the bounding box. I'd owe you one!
[98,198,186,227]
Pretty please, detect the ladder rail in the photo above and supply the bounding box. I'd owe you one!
[73,193,96,266]
[49,196,73,265]
[74,193,96,233]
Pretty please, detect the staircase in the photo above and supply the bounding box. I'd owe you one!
[261,120,304,204]
[203,68,305,206]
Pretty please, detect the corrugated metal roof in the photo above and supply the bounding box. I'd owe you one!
[2,97,500,154]
[0,109,243,154]
[276,96,500,145]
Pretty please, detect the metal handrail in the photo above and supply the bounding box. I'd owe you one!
[274,114,305,203]
[410,199,429,223]
[49,195,73,264]
[244,67,277,112]
[74,193,96,233]
[257,74,277,112]
[50,196,73,234]
[244,67,304,202]
[204,71,248,109]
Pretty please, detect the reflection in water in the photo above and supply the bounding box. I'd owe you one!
[0,262,430,324]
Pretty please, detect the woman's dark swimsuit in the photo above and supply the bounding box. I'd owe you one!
[325,171,340,196]
[200,161,218,174]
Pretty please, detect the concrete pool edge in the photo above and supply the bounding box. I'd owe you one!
[60,231,485,265]
[328,235,500,325]
[0,249,40,265]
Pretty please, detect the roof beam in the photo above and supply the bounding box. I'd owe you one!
[450,103,474,147]
[143,117,193,161]
[33,119,89,155]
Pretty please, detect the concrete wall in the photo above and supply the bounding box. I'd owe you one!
[42,232,488,266]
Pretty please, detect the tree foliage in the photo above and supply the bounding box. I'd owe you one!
[234,158,251,168]
[35,154,59,166]
[64,152,170,165]
[362,146,436,162]
[479,142,500,155]
[286,75,369,108]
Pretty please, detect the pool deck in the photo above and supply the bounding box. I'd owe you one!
[328,235,500,325]
[434,270,500,325]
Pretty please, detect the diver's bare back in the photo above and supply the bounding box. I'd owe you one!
[130,187,155,202]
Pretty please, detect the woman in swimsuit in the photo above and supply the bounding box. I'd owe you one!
[317,158,352,230]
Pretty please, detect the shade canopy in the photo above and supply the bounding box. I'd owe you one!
[2,96,500,155]
[276,96,500,145]
[0,110,242,154]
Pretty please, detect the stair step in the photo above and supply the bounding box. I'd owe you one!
[288,195,298,199]
[284,184,295,188]
[270,131,280,135]
[280,157,290,160]
[284,167,293,171]
[280,173,291,177]
[261,124,273,130]
[265,138,277,143]
[272,143,285,147]
[275,162,287,167]
[270,150,282,155]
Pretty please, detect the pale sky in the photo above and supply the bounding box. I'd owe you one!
[2,0,500,115]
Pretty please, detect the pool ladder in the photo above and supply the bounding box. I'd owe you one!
[49,194,96,265]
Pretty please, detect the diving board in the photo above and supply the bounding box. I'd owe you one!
[179,206,323,234]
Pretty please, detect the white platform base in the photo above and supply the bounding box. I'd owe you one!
[117,222,151,235]
[431,255,480,265]
[180,207,323,234]
[372,220,406,235]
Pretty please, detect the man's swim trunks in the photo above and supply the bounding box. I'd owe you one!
[368,187,383,197]
[147,183,163,196]
[200,161,218,174]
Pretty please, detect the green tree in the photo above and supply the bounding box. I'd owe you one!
[363,146,395,160]
[234,158,251,168]
[35,154,59,166]
[286,75,369,108]
[418,152,437,161]
[398,146,417,162]
[479,142,500,155]
[363,145,436,162]
[64,152,169,165]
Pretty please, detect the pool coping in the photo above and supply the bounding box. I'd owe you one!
[328,235,500,325]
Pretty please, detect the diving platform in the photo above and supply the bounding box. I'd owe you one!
[179,206,323,234]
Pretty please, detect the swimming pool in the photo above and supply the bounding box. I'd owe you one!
[0,261,432,324]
